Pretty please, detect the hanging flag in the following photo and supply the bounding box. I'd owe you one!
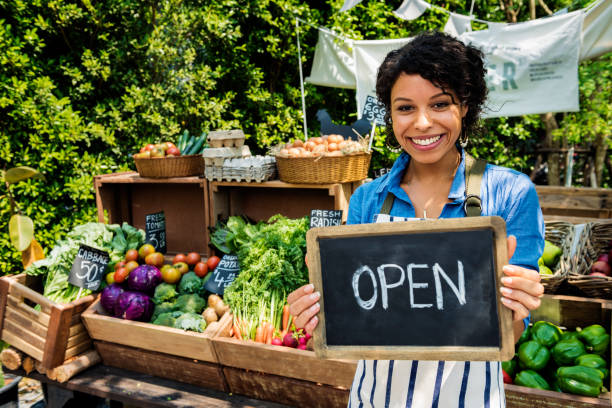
[486,22,507,31]
[305,29,356,89]
[394,0,431,20]
[340,0,363,12]
[444,12,474,36]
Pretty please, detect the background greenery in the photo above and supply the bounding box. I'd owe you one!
[0,0,609,275]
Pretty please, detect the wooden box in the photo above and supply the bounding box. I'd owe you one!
[94,172,210,257]
[209,180,363,226]
[536,186,612,219]
[0,274,95,370]
[81,299,230,390]
[212,322,357,407]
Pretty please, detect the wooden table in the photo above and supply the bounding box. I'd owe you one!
[7,365,289,408]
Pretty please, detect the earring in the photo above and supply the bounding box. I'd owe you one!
[459,123,469,148]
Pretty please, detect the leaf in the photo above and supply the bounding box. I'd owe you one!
[4,167,45,184]
[21,239,45,269]
[9,214,34,251]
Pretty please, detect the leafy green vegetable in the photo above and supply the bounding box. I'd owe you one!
[153,283,178,305]
[25,222,145,303]
[174,294,206,314]
[173,312,207,332]
[178,271,202,294]
[152,311,182,327]
[151,301,177,322]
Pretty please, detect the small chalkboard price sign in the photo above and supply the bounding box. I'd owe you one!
[306,216,514,361]
[69,244,110,291]
[310,210,343,229]
[204,254,240,295]
[145,211,166,254]
[361,95,386,125]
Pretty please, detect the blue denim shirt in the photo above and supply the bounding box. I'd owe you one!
[347,150,545,329]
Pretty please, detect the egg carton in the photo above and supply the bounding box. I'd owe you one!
[207,130,246,148]
[205,156,276,182]
[203,145,251,166]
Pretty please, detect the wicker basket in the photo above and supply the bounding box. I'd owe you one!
[541,221,575,293]
[134,155,204,178]
[568,220,612,299]
[275,152,371,184]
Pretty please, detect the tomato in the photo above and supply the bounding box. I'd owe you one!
[125,249,139,262]
[138,244,155,260]
[114,267,129,283]
[161,266,181,284]
[114,261,126,271]
[194,262,209,278]
[106,272,115,285]
[164,142,176,150]
[206,256,221,271]
[172,253,187,264]
[173,262,189,275]
[186,252,201,266]
[144,144,155,152]
[166,146,181,156]
[145,252,165,268]
[124,261,139,273]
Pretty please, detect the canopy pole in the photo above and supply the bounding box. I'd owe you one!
[296,18,308,140]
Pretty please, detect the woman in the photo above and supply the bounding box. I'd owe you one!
[288,32,545,407]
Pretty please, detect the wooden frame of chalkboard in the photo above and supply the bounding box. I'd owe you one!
[306,216,514,361]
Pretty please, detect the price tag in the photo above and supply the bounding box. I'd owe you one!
[145,211,166,254]
[361,95,386,125]
[204,254,240,295]
[69,244,110,291]
[310,209,343,229]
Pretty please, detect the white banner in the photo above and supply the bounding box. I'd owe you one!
[305,29,356,89]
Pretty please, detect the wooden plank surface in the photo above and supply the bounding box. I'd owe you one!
[212,337,357,388]
[95,341,228,392]
[5,308,47,339]
[5,365,290,408]
[3,318,45,350]
[95,172,205,184]
[1,330,44,361]
[5,275,53,313]
[505,384,609,408]
[0,274,9,337]
[223,366,350,408]
[211,180,343,191]
[42,304,73,369]
[7,295,50,325]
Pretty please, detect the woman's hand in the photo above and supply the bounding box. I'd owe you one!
[501,235,544,340]
[287,284,320,334]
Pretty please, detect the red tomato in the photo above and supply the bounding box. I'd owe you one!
[125,260,139,273]
[194,262,208,278]
[186,252,201,266]
[144,144,155,152]
[206,256,220,271]
[114,261,126,271]
[114,267,129,283]
[125,249,139,262]
[173,253,187,264]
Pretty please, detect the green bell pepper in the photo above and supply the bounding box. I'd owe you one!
[502,359,518,378]
[551,338,586,366]
[514,370,550,390]
[517,325,531,346]
[557,366,604,397]
[576,354,609,380]
[531,321,563,348]
[518,340,550,371]
[578,324,610,355]
[561,331,580,341]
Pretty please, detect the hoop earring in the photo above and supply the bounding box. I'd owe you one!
[459,124,469,148]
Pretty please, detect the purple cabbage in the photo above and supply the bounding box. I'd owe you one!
[114,291,154,321]
[100,283,125,315]
[127,265,162,294]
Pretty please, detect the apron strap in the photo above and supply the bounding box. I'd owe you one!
[464,153,487,217]
[380,192,395,215]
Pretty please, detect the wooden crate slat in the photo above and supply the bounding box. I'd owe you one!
[68,322,87,337]
[66,329,91,349]
[42,304,74,369]
[5,307,47,339]
[6,277,53,313]
[94,341,228,392]
[7,295,50,326]
[1,330,44,361]
[64,340,93,359]
[505,384,609,408]
[3,318,45,350]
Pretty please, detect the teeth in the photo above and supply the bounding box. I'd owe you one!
[412,135,442,146]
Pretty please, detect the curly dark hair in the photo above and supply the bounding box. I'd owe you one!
[376,31,487,144]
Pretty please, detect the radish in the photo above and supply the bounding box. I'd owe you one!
[304,331,312,341]
[297,344,307,350]
[283,332,298,348]
[590,272,608,277]
[596,254,609,264]
[271,337,283,346]
[592,261,611,276]
[298,336,308,346]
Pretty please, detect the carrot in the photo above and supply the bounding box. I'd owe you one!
[255,325,265,343]
[265,323,275,345]
[282,304,290,332]
[232,320,243,340]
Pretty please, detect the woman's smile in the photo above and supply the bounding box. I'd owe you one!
[408,133,446,150]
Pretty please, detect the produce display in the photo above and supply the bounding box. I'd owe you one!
[25,222,145,303]
[132,130,207,159]
[502,320,611,397]
[210,215,311,347]
[538,240,562,275]
[274,135,368,158]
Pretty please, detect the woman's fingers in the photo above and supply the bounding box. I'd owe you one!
[506,235,517,260]
[501,296,531,321]
[500,285,541,311]
[287,284,314,304]
[294,302,321,330]
[502,265,544,297]
[287,284,321,330]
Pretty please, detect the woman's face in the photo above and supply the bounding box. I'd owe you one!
[390,73,467,165]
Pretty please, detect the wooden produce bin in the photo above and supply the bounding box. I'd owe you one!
[213,322,357,408]
[94,172,210,257]
[0,274,95,370]
[505,294,611,408]
[536,186,611,219]
[209,180,363,226]
[81,299,230,391]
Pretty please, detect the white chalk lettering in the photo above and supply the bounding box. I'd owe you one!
[432,261,466,310]
[376,264,405,310]
[407,263,432,309]
[352,265,378,310]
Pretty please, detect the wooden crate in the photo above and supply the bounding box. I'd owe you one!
[82,299,231,390]
[0,274,95,370]
[536,186,611,219]
[94,172,210,257]
[209,180,363,226]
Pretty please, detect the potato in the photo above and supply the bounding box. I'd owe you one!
[202,307,218,324]
[206,321,220,333]
[214,300,230,317]
[207,294,222,308]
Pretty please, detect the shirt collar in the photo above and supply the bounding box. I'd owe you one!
[375,149,467,201]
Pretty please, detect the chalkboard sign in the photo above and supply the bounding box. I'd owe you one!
[203,254,240,295]
[310,210,343,229]
[145,211,166,254]
[306,216,513,361]
[373,168,391,178]
[69,244,110,291]
[361,95,386,125]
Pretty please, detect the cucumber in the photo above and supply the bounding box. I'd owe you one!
[188,136,206,155]
[182,136,196,155]
[177,131,188,152]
